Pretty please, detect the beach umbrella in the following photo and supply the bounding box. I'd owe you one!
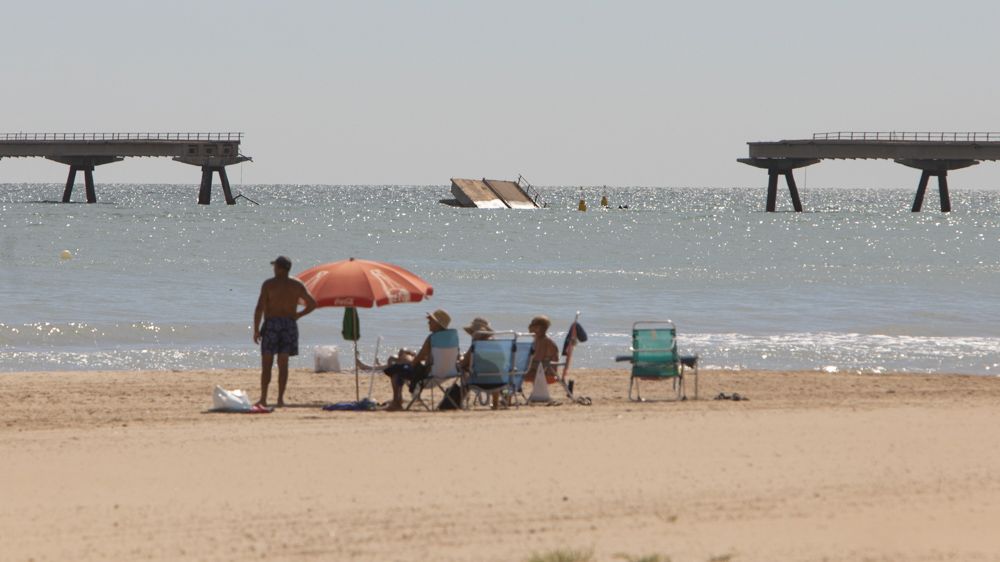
[298,257,434,401]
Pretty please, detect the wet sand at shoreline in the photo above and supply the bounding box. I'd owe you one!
[4,368,1000,561]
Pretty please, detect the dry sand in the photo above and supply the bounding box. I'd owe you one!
[3,367,1000,562]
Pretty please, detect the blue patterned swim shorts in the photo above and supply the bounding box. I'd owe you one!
[261,317,299,356]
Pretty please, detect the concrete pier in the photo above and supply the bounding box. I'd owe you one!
[739,132,1000,212]
[0,132,251,204]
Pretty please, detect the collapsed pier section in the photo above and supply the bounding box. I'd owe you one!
[449,175,543,209]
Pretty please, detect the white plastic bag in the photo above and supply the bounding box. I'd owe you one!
[528,363,552,403]
[314,345,341,373]
[212,385,252,412]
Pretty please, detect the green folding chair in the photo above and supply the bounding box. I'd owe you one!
[618,320,698,401]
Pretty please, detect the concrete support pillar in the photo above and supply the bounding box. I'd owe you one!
[197,166,237,205]
[62,165,97,203]
[912,171,931,212]
[897,159,974,213]
[784,171,803,212]
[766,171,778,212]
[218,167,235,205]
[938,173,951,212]
[63,167,78,203]
[912,171,952,213]
[198,167,213,205]
[84,168,96,203]
[738,158,819,213]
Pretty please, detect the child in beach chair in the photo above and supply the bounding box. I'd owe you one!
[617,320,699,402]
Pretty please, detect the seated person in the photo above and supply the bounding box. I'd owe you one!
[458,317,503,409]
[527,315,559,385]
[382,309,451,411]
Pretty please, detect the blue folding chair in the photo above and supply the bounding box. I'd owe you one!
[406,328,462,410]
[464,331,517,409]
[617,320,699,401]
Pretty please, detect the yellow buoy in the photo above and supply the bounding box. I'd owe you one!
[600,195,609,207]
[578,198,587,212]
[60,250,73,260]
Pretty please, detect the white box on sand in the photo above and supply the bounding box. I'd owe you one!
[314,346,341,373]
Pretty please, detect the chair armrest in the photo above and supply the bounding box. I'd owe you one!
[680,355,698,368]
[614,355,634,363]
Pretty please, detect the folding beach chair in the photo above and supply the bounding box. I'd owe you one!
[509,343,533,405]
[406,328,462,411]
[464,331,517,409]
[619,320,699,401]
[553,313,586,401]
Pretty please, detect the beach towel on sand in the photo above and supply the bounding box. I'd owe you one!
[323,398,377,411]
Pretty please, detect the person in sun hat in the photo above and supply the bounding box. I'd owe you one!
[382,308,452,411]
[454,316,508,409]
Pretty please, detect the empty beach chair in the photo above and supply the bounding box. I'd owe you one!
[464,331,517,409]
[552,313,586,400]
[406,328,462,410]
[618,320,699,401]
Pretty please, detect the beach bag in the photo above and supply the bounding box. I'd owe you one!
[437,383,465,410]
[212,386,252,412]
[314,346,341,373]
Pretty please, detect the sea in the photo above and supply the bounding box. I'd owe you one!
[2,183,1000,375]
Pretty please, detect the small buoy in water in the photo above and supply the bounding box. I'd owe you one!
[601,195,609,207]
[578,199,587,212]
[60,250,73,260]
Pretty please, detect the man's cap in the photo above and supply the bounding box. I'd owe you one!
[426,309,452,329]
[271,255,292,269]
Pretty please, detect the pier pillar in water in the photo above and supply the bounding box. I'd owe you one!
[738,158,819,212]
[53,156,123,203]
[197,166,237,205]
[896,159,978,213]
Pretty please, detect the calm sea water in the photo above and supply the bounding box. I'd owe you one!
[2,183,1000,375]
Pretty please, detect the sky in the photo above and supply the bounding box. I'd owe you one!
[2,0,1000,189]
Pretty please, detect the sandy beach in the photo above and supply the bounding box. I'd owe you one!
[4,367,1000,562]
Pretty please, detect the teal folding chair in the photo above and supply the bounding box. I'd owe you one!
[618,320,699,401]
[406,328,462,411]
[464,331,517,409]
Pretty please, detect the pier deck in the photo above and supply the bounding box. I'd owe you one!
[739,132,1000,212]
[0,132,251,204]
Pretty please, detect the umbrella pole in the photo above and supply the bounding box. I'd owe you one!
[354,340,360,402]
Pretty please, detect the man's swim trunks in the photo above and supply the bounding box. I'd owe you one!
[260,317,299,356]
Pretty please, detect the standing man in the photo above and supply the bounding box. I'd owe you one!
[253,256,317,407]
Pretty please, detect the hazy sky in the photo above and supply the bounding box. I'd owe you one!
[3,0,1000,189]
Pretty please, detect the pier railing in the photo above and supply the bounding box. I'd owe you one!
[813,131,1000,142]
[516,174,545,207]
[0,132,244,142]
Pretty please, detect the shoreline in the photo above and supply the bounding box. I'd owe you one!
[4,368,1000,561]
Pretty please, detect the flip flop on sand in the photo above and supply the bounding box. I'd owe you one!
[248,403,274,414]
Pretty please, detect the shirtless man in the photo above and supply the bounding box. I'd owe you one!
[252,256,317,407]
